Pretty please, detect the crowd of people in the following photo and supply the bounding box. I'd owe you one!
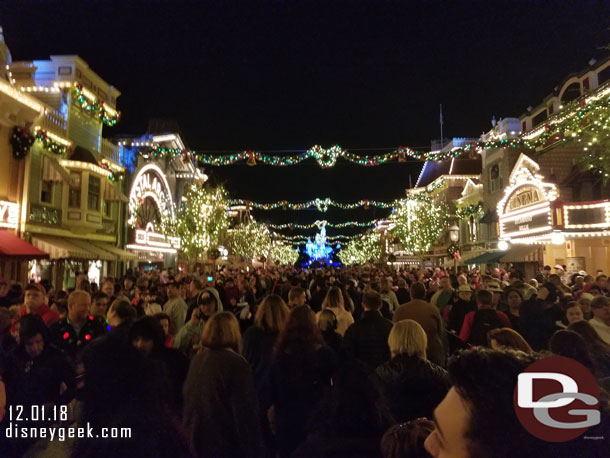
[0,262,609,457]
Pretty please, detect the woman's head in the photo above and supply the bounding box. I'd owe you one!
[200,311,241,353]
[388,319,427,359]
[318,309,338,332]
[107,299,136,328]
[381,419,434,458]
[503,288,523,310]
[18,314,48,359]
[549,330,596,373]
[487,328,532,353]
[564,302,584,325]
[254,294,289,333]
[274,305,323,355]
[129,316,165,357]
[322,286,345,311]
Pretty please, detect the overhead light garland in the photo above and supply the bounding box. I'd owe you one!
[267,219,377,230]
[285,233,359,243]
[230,197,397,212]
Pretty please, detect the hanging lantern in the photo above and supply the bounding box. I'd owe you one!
[247,151,257,166]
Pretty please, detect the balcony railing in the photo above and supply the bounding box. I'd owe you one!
[38,108,67,138]
[100,138,120,164]
[30,204,60,225]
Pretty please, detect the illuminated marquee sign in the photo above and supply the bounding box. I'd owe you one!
[498,154,558,243]
[0,201,19,229]
[128,164,177,253]
[563,202,610,230]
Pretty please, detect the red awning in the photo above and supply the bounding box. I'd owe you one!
[0,231,49,259]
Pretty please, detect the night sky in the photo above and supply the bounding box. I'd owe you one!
[2,0,609,238]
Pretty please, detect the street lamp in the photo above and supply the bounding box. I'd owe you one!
[448,224,460,275]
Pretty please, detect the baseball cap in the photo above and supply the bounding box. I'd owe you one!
[578,270,587,276]
[554,264,565,271]
[24,282,46,295]
[458,284,473,292]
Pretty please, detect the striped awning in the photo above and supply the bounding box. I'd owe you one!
[91,242,137,261]
[31,235,94,260]
[104,182,128,202]
[41,155,70,183]
[500,245,543,263]
[69,239,116,261]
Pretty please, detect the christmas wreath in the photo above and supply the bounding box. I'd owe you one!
[11,126,35,159]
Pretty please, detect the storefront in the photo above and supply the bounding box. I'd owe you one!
[497,154,610,275]
[126,163,180,267]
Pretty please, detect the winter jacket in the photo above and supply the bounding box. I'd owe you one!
[376,354,450,422]
[344,310,393,369]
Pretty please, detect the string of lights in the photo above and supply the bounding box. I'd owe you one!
[230,197,397,212]
[267,219,377,230]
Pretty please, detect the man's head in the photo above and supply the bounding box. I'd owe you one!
[362,290,382,311]
[166,278,180,299]
[554,264,565,275]
[474,289,493,309]
[591,295,610,325]
[67,290,91,323]
[24,283,46,312]
[440,276,452,291]
[595,274,608,290]
[424,348,593,458]
[90,292,109,318]
[288,286,306,307]
[101,280,115,297]
[457,284,473,302]
[18,314,48,359]
[154,313,171,337]
[189,278,203,297]
[410,282,427,301]
[486,282,503,305]
[123,276,135,291]
[197,292,218,318]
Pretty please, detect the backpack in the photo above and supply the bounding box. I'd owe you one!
[468,308,502,346]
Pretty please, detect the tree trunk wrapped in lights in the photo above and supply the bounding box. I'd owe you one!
[162,184,231,267]
[389,198,449,259]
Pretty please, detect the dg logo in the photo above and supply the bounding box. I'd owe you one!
[513,356,601,442]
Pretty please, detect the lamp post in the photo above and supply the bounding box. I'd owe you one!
[449,224,460,275]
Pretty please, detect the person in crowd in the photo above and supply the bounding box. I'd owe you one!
[293,361,394,458]
[242,294,290,397]
[424,348,609,458]
[555,301,585,329]
[317,309,344,358]
[578,292,595,318]
[430,276,453,317]
[447,284,476,334]
[287,286,307,310]
[486,281,504,308]
[122,274,136,300]
[49,290,106,361]
[90,291,109,319]
[549,329,599,376]
[71,331,191,458]
[376,320,450,422]
[395,278,410,304]
[589,295,610,344]
[595,274,609,295]
[173,291,220,357]
[502,287,523,333]
[317,286,354,336]
[163,277,188,336]
[459,289,511,346]
[394,282,446,366]
[183,312,264,458]
[184,278,204,322]
[1,315,75,457]
[129,316,189,414]
[380,278,400,315]
[222,276,241,309]
[100,278,117,302]
[154,312,173,347]
[105,298,137,340]
[486,327,532,352]
[520,282,563,351]
[344,290,394,369]
[266,305,336,458]
[17,283,60,325]
[309,278,328,313]
[381,419,435,458]
[0,278,18,308]
[568,320,610,378]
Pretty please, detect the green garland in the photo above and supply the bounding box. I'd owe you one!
[455,203,484,220]
[36,130,68,155]
[73,85,120,127]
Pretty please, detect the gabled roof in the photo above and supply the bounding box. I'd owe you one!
[415,157,482,187]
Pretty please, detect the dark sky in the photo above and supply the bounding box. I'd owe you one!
[2,0,609,237]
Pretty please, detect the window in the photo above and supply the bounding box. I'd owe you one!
[103,200,112,217]
[69,172,81,208]
[88,176,100,211]
[489,163,502,193]
[58,66,72,75]
[41,180,53,204]
[532,110,547,127]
